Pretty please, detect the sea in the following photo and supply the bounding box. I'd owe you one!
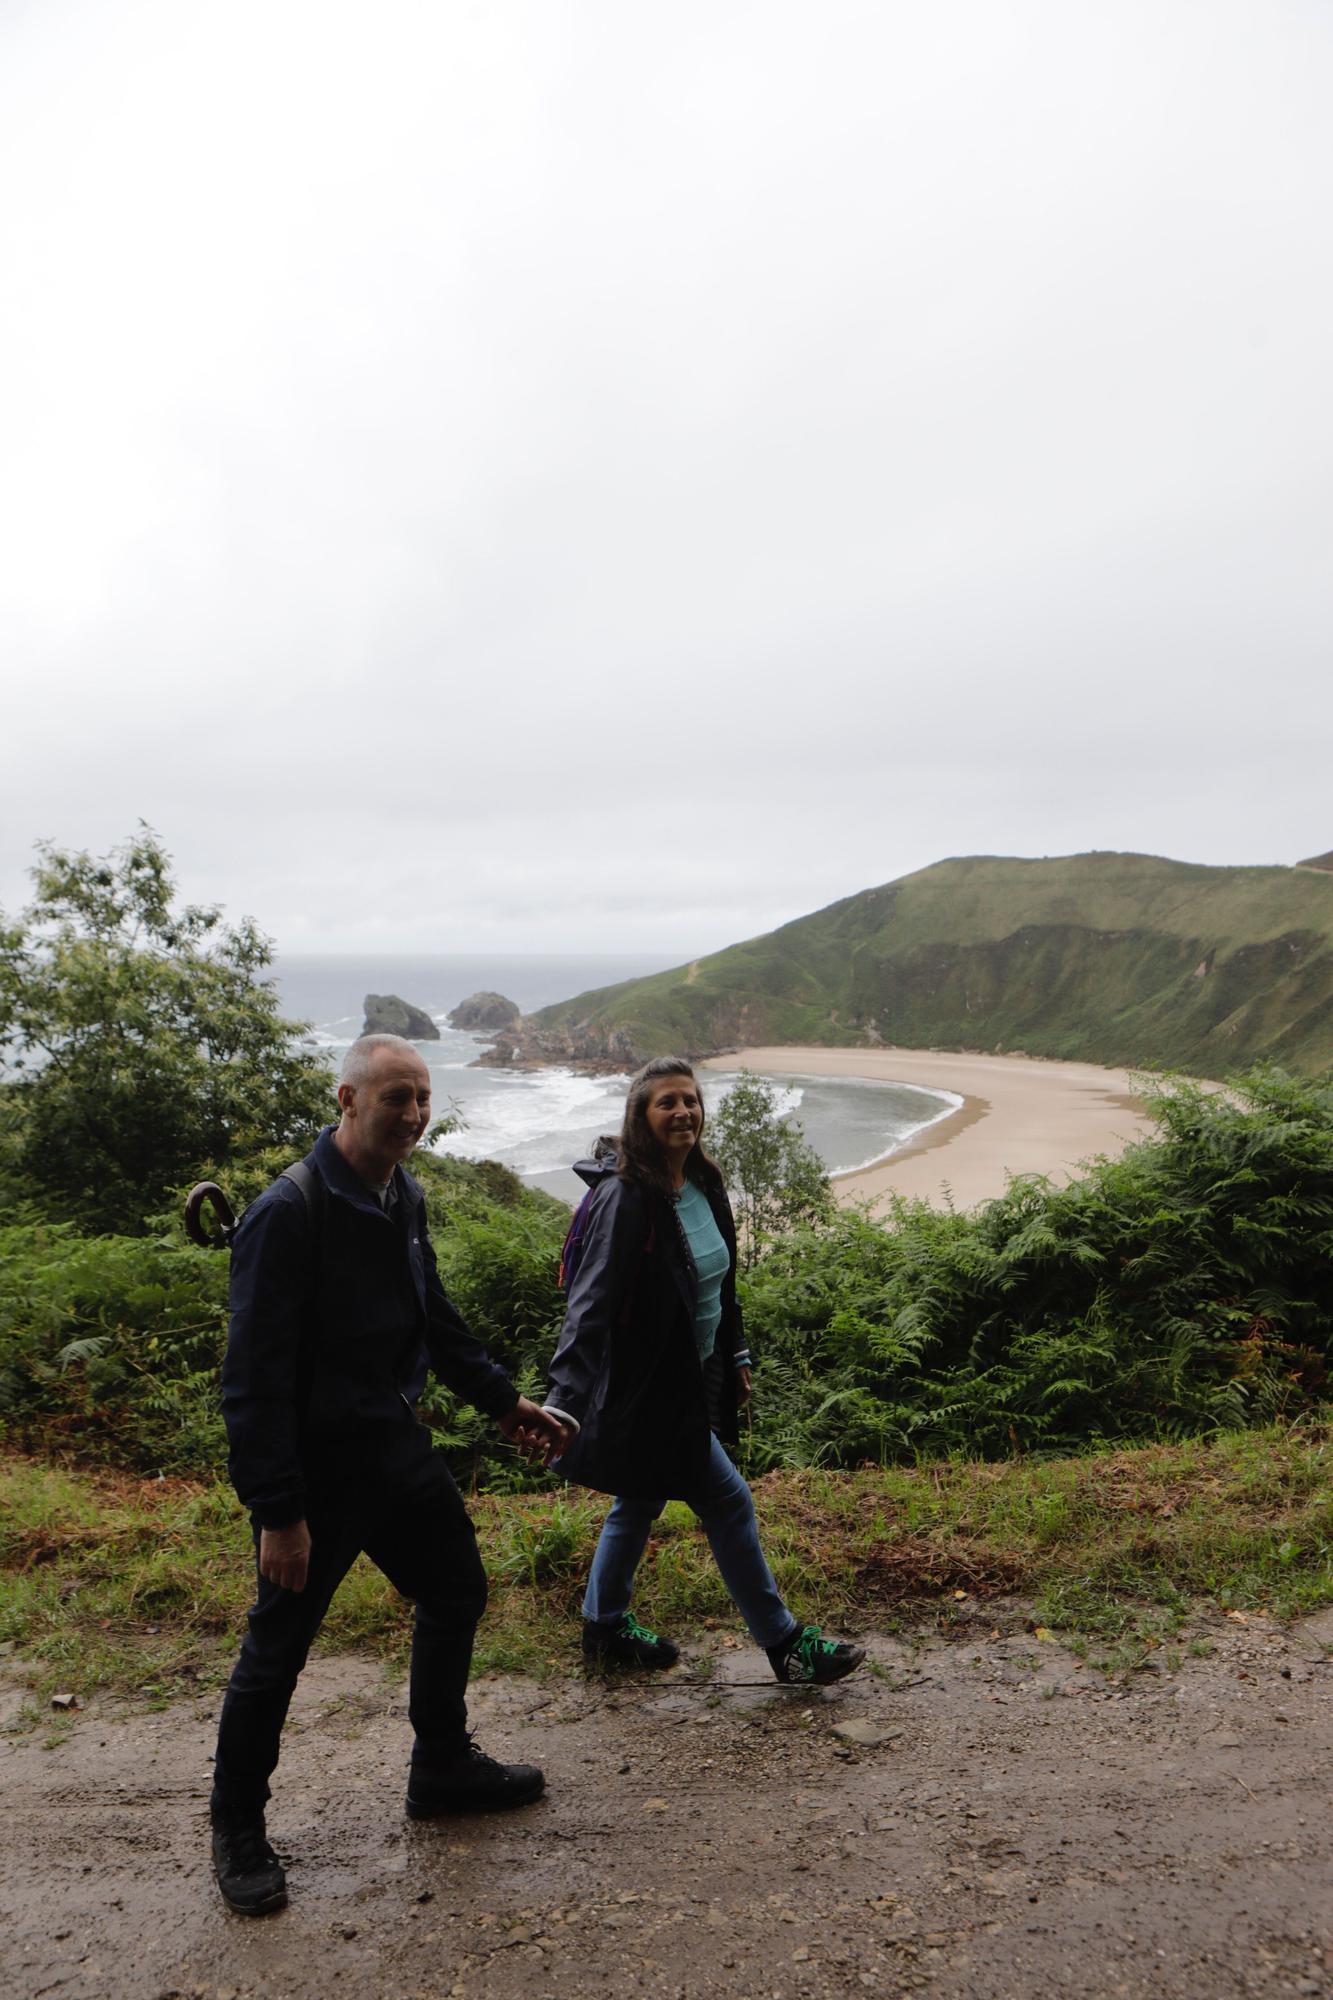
[273,954,961,1204]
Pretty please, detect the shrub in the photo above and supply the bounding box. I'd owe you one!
[0,1223,229,1470]
[738,1068,1333,1468]
[0,1154,569,1490]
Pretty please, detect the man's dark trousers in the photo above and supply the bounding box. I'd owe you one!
[211,1432,485,1820]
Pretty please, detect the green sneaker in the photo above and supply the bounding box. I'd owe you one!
[767,1623,866,1686]
[582,1612,679,1670]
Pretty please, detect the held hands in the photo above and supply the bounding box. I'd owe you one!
[499,1396,574,1467]
[259,1520,312,1594]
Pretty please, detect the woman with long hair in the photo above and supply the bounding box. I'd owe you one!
[546,1056,865,1685]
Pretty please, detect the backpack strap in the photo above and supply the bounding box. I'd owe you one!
[279,1158,324,1415]
[558,1187,597,1289]
[280,1159,326,1283]
[280,1159,320,1221]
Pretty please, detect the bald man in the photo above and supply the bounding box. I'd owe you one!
[210,1034,569,1916]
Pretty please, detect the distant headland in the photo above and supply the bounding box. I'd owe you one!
[464,850,1333,1078]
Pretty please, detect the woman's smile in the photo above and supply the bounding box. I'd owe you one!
[644,1080,703,1160]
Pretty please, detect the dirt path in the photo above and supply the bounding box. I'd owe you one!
[4,1607,1331,2000]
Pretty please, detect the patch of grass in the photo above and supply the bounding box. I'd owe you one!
[1,1422,1330,1714]
[0,1462,251,1720]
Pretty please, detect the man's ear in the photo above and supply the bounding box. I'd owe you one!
[336,1082,356,1116]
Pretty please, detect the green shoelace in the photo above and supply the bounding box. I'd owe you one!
[787,1624,838,1681]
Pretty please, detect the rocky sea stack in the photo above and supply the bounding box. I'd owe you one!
[361,993,440,1040]
[447,991,522,1032]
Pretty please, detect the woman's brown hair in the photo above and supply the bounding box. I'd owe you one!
[614,1056,724,1199]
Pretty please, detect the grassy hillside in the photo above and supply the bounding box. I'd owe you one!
[527,851,1333,1074]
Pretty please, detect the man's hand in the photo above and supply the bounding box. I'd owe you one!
[737,1365,753,1408]
[499,1397,574,1466]
[259,1520,312,1593]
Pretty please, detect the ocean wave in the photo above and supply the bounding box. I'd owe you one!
[707,1077,805,1119]
[830,1090,965,1176]
[444,1068,629,1150]
[428,1062,960,1187]
[300,1014,361,1050]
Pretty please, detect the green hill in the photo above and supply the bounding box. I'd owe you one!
[507,852,1333,1076]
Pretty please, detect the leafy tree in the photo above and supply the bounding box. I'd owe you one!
[0,829,334,1232]
[708,1069,833,1266]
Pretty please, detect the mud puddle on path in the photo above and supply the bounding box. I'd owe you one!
[3,1607,1332,2000]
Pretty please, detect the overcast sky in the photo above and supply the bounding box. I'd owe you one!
[2,0,1330,958]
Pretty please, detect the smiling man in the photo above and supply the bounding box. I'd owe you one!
[209,1034,568,1917]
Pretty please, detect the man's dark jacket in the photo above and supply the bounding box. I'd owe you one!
[222,1126,518,1529]
[546,1154,744,1502]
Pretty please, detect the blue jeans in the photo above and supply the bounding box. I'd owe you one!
[583,1434,795,1649]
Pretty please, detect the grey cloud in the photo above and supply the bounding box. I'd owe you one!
[2,0,1330,951]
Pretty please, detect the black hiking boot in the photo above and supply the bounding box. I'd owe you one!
[767,1623,866,1686]
[211,1815,288,1916]
[581,1612,680,1670]
[405,1741,545,1820]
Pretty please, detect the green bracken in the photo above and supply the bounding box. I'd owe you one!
[2,1068,1331,1492]
[735,1067,1333,1470]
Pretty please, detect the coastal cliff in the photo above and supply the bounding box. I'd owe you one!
[471,851,1333,1077]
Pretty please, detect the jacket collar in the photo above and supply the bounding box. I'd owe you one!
[313,1124,420,1216]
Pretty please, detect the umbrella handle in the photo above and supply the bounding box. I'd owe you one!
[184,1181,237,1249]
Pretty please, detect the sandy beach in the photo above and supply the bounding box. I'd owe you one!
[701,1045,1158,1213]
